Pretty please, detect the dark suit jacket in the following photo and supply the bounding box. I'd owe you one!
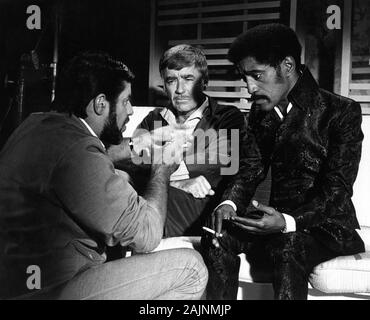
[222,68,365,255]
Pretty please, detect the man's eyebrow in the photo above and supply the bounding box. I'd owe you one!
[242,69,265,75]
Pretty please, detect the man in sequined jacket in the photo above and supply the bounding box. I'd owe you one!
[201,23,365,300]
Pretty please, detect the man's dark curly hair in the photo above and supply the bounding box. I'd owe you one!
[52,51,135,118]
[228,23,302,70]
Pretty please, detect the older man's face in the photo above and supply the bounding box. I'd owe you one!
[163,65,204,115]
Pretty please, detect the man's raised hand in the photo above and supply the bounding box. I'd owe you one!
[230,200,286,234]
[170,175,215,199]
[212,204,237,237]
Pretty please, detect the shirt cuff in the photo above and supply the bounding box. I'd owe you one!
[282,213,296,233]
[215,200,237,212]
[170,161,190,181]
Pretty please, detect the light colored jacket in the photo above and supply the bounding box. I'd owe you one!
[0,112,161,299]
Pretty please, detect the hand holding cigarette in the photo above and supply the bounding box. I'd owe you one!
[202,226,223,238]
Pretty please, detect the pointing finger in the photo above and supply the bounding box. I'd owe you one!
[231,216,263,228]
[215,210,223,235]
[252,200,274,215]
[211,212,216,231]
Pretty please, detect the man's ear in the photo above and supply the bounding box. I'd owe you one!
[93,94,108,116]
[202,79,207,91]
[162,84,168,96]
[281,56,296,77]
[162,79,170,97]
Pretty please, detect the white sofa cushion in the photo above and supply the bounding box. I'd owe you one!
[306,227,370,293]
[152,236,200,252]
[309,252,370,293]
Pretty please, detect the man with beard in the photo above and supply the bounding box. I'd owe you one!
[202,23,365,300]
[0,51,208,300]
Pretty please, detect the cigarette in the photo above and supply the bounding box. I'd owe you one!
[202,226,223,237]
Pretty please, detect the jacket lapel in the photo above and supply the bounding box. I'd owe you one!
[270,67,322,152]
[195,96,215,132]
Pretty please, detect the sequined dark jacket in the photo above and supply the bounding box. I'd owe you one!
[222,67,365,255]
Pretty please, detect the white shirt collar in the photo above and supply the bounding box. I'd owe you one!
[160,97,209,129]
[79,118,98,138]
[79,118,106,150]
[274,102,293,120]
[185,97,209,122]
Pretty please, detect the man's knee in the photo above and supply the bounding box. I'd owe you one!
[177,248,209,290]
[268,232,307,266]
[190,249,209,288]
[269,232,306,249]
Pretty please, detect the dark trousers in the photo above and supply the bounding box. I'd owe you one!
[200,224,338,300]
[165,186,216,237]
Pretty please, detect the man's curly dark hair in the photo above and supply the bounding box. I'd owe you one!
[228,23,302,71]
[52,51,135,118]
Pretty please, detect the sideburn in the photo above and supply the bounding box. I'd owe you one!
[100,103,123,148]
[275,65,285,83]
[193,78,207,105]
